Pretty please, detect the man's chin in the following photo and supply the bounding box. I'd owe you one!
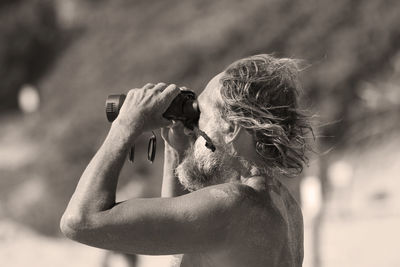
[175,154,210,192]
[175,142,235,192]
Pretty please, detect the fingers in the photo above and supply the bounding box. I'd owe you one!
[152,82,167,91]
[169,120,183,128]
[142,83,187,94]
[142,82,167,90]
[159,117,173,128]
[171,121,186,134]
[139,82,165,91]
[161,127,168,140]
[161,84,180,102]
[162,121,184,137]
[183,127,194,136]
[127,83,155,96]
[143,83,155,89]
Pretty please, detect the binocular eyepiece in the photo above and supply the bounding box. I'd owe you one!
[105,90,200,130]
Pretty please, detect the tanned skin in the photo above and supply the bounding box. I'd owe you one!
[61,76,304,267]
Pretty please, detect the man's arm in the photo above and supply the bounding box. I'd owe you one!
[60,121,134,222]
[61,127,246,254]
[60,82,175,225]
[63,182,245,255]
[60,83,245,255]
[161,122,192,197]
[161,144,189,197]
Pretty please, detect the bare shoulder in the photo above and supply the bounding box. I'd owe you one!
[175,182,287,234]
[203,183,290,261]
[173,183,257,216]
[189,182,284,226]
[173,182,270,226]
[185,182,260,207]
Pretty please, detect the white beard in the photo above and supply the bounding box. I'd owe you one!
[175,138,238,191]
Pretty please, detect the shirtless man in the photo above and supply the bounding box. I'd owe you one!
[60,54,311,267]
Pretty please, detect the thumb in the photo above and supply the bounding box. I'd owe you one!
[170,120,184,129]
[170,121,185,135]
[161,127,169,140]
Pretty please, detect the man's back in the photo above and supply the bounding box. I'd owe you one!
[171,177,303,267]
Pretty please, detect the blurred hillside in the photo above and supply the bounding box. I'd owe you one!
[1,0,400,240]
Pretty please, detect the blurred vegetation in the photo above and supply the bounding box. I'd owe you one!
[0,0,63,110]
[1,0,400,236]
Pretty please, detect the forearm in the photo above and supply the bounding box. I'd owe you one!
[161,145,188,197]
[63,122,140,219]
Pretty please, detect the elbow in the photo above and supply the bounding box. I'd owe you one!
[60,212,90,241]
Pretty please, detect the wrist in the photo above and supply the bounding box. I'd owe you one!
[165,143,185,162]
[109,119,142,145]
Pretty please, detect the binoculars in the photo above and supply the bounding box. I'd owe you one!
[105,90,200,162]
[105,90,200,129]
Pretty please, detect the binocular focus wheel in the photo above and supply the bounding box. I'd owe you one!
[105,94,126,122]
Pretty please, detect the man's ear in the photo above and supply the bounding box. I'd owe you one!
[224,122,242,144]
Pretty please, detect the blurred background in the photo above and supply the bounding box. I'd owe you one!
[0,0,399,266]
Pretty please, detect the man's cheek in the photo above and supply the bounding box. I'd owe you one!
[193,138,211,161]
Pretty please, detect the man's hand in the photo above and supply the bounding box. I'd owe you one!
[113,83,181,139]
[161,121,194,158]
[161,85,196,157]
[161,121,194,197]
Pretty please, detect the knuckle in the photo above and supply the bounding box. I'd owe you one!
[155,82,167,90]
[171,86,180,95]
[165,84,178,95]
[127,89,135,96]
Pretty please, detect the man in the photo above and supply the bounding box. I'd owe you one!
[61,54,311,267]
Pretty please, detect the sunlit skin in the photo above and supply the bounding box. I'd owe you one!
[60,74,304,267]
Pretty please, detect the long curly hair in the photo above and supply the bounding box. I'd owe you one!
[220,54,313,177]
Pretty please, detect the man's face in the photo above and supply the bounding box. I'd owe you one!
[196,72,226,143]
[176,73,238,191]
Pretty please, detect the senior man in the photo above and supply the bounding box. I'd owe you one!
[61,54,311,267]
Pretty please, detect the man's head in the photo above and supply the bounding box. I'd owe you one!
[176,54,312,191]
